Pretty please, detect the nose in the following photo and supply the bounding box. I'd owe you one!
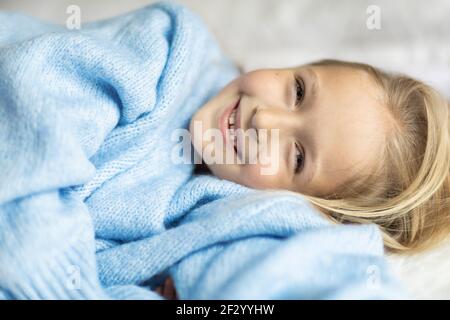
[250,106,295,132]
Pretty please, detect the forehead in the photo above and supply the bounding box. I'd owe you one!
[305,65,388,194]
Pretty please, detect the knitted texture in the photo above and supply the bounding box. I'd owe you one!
[0,1,405,299]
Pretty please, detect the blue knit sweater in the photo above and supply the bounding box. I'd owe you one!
[0,2,405,299]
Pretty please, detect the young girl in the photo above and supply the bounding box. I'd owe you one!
[191,59,450,253]
[156,59,450,299]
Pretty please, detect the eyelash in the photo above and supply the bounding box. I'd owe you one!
[295,76,305,106]
[293,76,305,173]
[294,142,305,174]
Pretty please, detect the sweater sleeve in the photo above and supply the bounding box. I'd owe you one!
[0,2,229,299]
[0,19,127,301]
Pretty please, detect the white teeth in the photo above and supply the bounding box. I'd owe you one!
[228,109,238,152]
[229,129,238,150]
[228,110,236,125]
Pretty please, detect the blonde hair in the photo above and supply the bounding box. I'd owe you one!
[301,59,450,254]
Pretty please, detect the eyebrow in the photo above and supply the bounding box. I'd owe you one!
[306,67,319,107]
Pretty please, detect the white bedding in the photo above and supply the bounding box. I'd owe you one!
[387,239,450,299]
[1,0,449,299]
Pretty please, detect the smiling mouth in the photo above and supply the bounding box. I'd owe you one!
[227,98,240,154]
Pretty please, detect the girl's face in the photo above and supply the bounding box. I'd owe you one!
[190,64,391,197]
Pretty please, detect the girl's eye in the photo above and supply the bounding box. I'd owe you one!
[294,143,305,173]
[295,76,305,106]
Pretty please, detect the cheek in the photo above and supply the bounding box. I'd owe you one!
[207,161,285,189]
[237,164,286,189]
[239,70,277,99]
